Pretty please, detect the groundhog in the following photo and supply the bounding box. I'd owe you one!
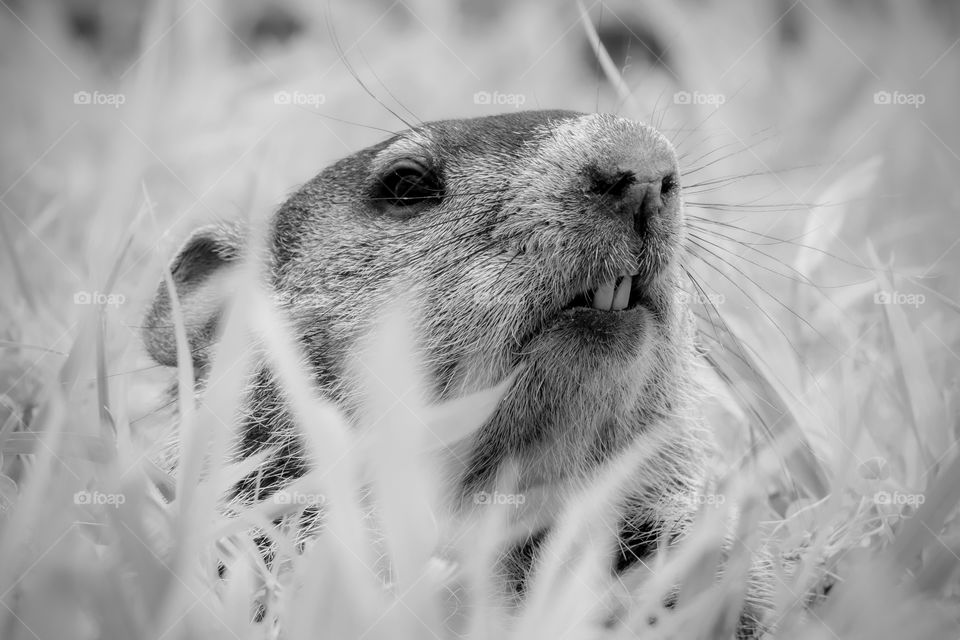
[143,110,768,635]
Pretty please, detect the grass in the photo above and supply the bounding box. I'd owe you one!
[1,1,959,638]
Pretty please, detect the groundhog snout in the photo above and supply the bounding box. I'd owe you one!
[583,164,679,239]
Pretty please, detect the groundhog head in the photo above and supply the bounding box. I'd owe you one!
[143,110,695,497]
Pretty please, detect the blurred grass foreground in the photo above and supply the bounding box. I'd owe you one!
[1,0,960,638]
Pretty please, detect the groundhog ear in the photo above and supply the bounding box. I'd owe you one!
[143,225,242,368]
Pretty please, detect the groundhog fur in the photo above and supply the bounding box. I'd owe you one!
[144,110,772,636]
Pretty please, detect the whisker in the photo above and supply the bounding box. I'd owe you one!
[683,243,864,438]
[669,85,749,152]
[688,215,875,271]
[686,200,812,212]
[681,164,817,190]
[355,45,423,127]
[324,8,416,132]
[678,136,765,174]
[684,240,829,366]
[687,230,818,288]
[681,264,799,484]
[688,222,876,290]
[682,265,724,353]
[677,128,781,176]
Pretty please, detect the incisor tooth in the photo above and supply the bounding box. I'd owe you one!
[592,279,616,310]
[612,275,632,310]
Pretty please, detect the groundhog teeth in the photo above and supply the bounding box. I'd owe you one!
[592,279,616,310]
[612,275,632,310]
[591,274,635,311]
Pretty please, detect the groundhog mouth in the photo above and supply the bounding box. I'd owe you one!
[514,269,657,354]
[559,271,650,313]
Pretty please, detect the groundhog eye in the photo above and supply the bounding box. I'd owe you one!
[373,160,443,211]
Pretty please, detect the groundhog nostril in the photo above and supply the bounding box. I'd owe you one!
[660,172,678,197]
[587,169,637,199]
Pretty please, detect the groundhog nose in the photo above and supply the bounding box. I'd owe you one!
[587,167,678,236]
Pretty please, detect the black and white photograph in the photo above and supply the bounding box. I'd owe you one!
[0,1,959,638]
